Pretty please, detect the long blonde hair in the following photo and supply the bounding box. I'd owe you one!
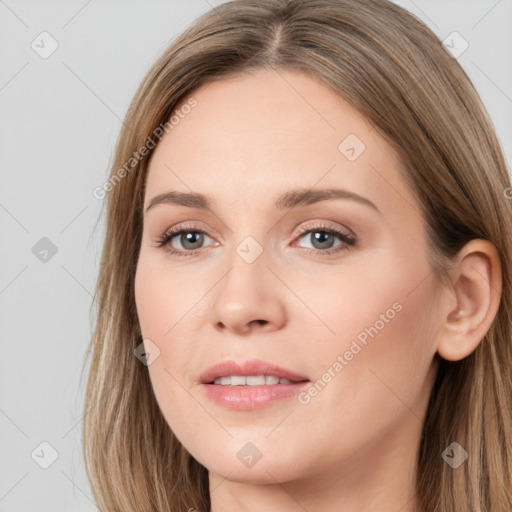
[82,1,512,510]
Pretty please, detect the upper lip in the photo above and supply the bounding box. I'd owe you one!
[199,359,310,384]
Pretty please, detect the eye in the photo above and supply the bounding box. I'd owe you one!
[293,223,356,255]
[155,222,216,258]
[154,221,357,258]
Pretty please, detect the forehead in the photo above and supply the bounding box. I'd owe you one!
[144,69,416,218]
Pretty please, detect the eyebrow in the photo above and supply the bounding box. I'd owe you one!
[144,187,380,214]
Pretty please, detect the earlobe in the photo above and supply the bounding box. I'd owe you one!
[436,239,502,362]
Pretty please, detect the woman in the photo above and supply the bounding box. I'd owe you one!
[82,0,512,510]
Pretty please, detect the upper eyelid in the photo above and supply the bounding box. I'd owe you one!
[163,219,352,235]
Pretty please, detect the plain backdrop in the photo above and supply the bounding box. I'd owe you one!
[0,1,511,510]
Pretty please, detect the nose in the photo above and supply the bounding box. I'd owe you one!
[209,248,287,335]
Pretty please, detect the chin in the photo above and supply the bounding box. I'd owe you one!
[206,460,299,484]
[193,446,303,484]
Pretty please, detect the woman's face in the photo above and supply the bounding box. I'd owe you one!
[134,69,442,485]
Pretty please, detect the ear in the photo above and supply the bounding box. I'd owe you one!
[436,239,502,361]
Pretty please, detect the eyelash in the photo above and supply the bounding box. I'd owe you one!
[154,221,357,258]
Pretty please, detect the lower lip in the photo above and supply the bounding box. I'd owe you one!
[201,381,310,410]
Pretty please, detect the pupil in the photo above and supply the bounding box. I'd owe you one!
[312,231,334,249]
[182,232,203,249]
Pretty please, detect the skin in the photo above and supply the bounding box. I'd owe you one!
[134,69,501,512]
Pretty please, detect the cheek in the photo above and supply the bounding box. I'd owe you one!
[134,255,206,431]
[306,263,439,419]
[295,246,436,390]
[134,253,197,339]
[134,257,158,337]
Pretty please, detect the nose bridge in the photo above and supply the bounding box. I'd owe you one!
[221,234,272,306]
[209,232,286,333]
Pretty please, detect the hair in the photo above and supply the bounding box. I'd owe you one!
[82,0,512,510]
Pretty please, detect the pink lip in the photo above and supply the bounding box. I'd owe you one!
[199,359,310,411]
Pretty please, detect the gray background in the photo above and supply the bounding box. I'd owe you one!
[1,1,510,510]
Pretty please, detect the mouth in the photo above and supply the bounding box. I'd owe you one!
[208,375,308,386]
[199,359,310,410]
[199,358,310,385]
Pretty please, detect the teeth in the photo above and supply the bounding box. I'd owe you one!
[212,375,296,386]
[246,376,266,385]
[230,376,246,386]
